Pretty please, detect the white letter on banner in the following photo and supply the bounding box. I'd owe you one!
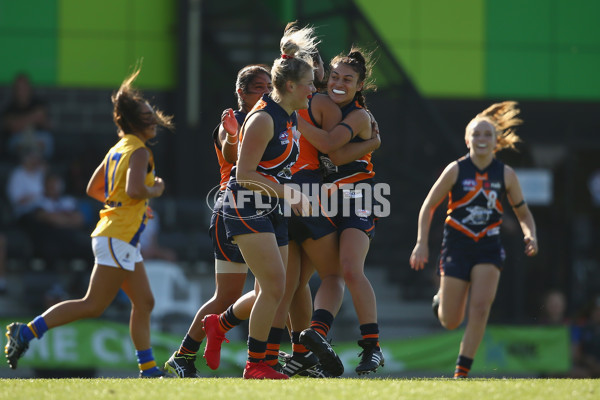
[92,328,124,363]
[25,334,50,360]
[54,327,78,361]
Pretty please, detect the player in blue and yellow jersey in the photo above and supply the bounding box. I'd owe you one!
[4,66,174,377]
[218,23,316,380]
[410,101,538,378]
[164,65,272,377]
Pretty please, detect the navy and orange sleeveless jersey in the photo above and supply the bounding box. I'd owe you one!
[443,155,506,243]
[292,94,322,174]
[324,96,375,186]
[223,94,298,246]
[210,109,247,263]
[213,110,247,191]
[233,94,299,184]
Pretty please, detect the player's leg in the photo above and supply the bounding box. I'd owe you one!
[235,232,288,379]
[454,263,500,378]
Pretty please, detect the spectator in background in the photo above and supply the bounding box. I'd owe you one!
[1,73,54,160]
[572,294,600,378]
[26,170,92,265]
[0,234,6,294]
[6,146,47,225]
[539,289,568,325]
[139,207,177,262]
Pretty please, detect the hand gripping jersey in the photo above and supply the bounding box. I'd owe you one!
[213,110,247,190]
[232,94,299,184]
[444,155,505,243]
[324,97,375,186]
[91,134,154,246]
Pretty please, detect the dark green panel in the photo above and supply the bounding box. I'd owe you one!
[311,18,348,63]
[262,0,293,22]
[0,35,56,84]
[0,0,57,30]
[58,37,129,87]
[555,51,600,99]
[486,0,552,46]
[486,49,551,99]
[556,0,600,47]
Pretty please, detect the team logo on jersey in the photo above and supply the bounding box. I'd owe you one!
[356,209,371,218]
[461,205,493,225]
[486,181,501,189]
[462,179,477,191]
[277,163,293,180]
[343,189,363,199]
[319,155,338,176]
[279,131,289,145]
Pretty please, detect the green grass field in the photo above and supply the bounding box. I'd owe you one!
[1,378,598,400]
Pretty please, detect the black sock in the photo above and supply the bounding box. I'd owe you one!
[177,333,201,356]
[454,355,473,378]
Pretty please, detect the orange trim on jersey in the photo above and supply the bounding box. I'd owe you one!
[258,121,294,170]
[232,191,260,234]
[331,170,375,186]
[445,217,503,242]
[447,172,503,213]
[291,134,320,173]
[214,212,231,262]
[318,199,337,228]
[257,172,278,183]
[297,108,311,123]
[215,143,233,191]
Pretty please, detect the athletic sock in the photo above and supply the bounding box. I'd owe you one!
[137,348,160,376]
[265,327,285,367]
[219,304,243,333]
[247,336,267,363]
[291,331,309,355]
[310,309,334,337]
[177,333,201,357]
[22,316,48,342]
[359,322,380,347]
[454,355,473,378]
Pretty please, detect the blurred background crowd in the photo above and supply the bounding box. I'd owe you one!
[1,0,600,378]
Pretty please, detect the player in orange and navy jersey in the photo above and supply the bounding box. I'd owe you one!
[164,65,272,377]
[219,23,316,380]
[316,47,385,375]
[280,47,381,377]
[4,66,174,378]
[409,101,538,378]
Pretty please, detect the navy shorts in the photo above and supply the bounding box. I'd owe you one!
[288,170,337,242]
[437,238,505,282]
[332,184,377,239]
[222,184,289,247]
[209,192,245,263]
